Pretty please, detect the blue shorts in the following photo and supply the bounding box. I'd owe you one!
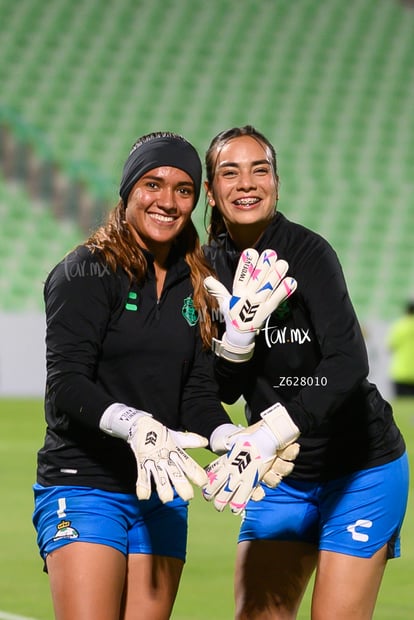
[239,453,409,559]
[33,484,189,562]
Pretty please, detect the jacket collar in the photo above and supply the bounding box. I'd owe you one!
[212,211,284,256]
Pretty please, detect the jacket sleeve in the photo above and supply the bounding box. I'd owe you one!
[214,239,369,435]
[285,240,369,433]
[212,356,254,404]
[44,250,119,429]
[246,242,369,433]
[179,334,233,440]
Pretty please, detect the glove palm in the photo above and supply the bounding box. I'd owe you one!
[130,416,208,503]
[205,249,297,361]
[203,403,300,514]
[99,403,208,503]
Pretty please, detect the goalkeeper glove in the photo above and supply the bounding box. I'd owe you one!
[210,422,300,500]
[203,403,300,514]
[100,403,208,503]
[205,248,297,362]
[250,442,300,501]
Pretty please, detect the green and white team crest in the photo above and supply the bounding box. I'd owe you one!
[274,299,292,319]
[53,520,79,541]
[182,296,198,326]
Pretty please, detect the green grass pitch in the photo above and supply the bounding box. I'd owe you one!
[0,397,412,619]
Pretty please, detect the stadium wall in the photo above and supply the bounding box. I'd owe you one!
[0,313,393,401]
[0,312,46,396]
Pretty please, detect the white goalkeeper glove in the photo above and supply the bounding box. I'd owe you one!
[205,248,297,362]
[209,422,300,501]
[250,442,300,501]
[203,403,300,514]
[100,403,208,503]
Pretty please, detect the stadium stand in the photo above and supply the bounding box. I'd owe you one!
[0,170,83,310]
[0,0,413,319]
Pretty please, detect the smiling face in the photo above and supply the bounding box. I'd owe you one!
[125,166,195,256]
[206,135,279,247]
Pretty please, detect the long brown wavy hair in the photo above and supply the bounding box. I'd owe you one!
[85,133,218,348]
[204,125,279,244]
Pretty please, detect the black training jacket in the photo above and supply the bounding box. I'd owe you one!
[37,245,231,493]
[204,212,405,481]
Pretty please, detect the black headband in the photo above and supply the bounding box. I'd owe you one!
[119,136,202,207]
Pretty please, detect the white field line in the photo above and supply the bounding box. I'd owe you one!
[0,612,39,620]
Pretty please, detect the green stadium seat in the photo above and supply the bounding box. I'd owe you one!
[0,0,413,319]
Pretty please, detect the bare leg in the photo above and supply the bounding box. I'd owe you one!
[311,545,388,620]
[46,542,126,620]
[122,553,184,620]
[235,540,318,619]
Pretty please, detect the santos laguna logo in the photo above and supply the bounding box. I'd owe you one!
[262,316,312,347]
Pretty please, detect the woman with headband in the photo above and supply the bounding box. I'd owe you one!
[32,132,240,620]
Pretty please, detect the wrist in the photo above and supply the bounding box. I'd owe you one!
[225,322,256,348]
[99,403,152,440]
[260,403,300,450]
[242,424,279,460]
[212,332,255,363]
[210,423,243,454]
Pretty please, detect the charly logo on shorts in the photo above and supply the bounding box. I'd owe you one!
[53,520,79,541]
[347,519,373,542]
[182,296,198,326]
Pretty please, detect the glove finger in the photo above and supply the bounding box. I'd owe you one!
[203,456,230,498]
[261,442,300,488]
[202,464,233,509]
[241,250,283,296]
[240,259,288,309]
[272,259,289,284]
[261,467,283,488]
[260,277,297,319]
[213,477,239,512]
[261,454,293,488]
[170,448,208,487]
[213,497,231,512]
[250,484,265,502]
[278,460,295,476]
[170,430,208,449]
[233,249,279,301]
[278,442,300,461]
[229,488,252,514]
[202,479,227,503]
[228,461,263,514]
[168,475,195,502]
[258,249,278,270]
[270,457,295,478]
[204,439,267,513]
[204,276,231,308]
[278,276,297,300]
[232,248,260,296]
[135,464,152,501]
[146,460,175,504]
[253,251,282,290]
[202,483,226,503]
